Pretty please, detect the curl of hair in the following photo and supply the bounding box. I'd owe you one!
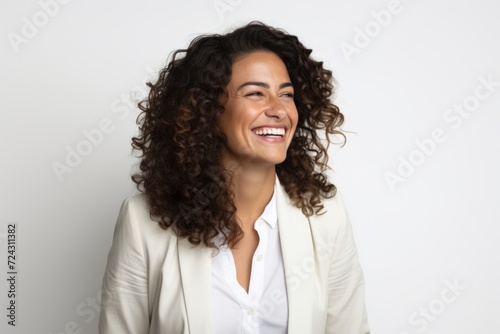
[132,21,346,248]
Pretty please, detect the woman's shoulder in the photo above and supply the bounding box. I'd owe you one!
[321,187,348,218]
[309,187,352,233]
[114,193,173,243]
[116,194,151,227]
[120,192,148,212]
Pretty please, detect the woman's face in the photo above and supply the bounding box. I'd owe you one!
[219,51,298,170]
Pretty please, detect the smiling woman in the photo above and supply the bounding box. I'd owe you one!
[99,21,370,334]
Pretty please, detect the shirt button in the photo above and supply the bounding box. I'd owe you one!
[247,308,254,316]
[256,254,264,261]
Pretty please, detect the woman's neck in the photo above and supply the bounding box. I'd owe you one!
[226,163,276,228]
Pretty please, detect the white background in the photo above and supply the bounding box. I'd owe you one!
[1,0,499,333]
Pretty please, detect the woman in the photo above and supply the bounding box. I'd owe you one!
[99,22,370,333]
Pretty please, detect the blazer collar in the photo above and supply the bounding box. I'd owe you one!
[275,175,317,333]
[177,238,213,333]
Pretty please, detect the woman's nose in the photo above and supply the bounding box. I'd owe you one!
[264,96,287,119]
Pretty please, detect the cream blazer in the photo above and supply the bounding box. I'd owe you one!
[99,177,370,333]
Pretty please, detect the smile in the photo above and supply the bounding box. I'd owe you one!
[252,127,285,137]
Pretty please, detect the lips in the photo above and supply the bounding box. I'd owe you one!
[251,127,286,137]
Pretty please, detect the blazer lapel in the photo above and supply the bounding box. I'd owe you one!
[275,177,316,333]
[177,237,213,333]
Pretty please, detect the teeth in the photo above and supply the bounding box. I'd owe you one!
[254,128,285,136]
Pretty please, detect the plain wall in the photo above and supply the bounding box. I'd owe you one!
[1,0,499,333]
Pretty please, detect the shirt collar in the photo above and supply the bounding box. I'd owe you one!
[257,183,278,229]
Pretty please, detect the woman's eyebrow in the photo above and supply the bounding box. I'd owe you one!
[237,81,293,90]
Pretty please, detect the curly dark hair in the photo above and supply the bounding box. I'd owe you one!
[132,21,346,248]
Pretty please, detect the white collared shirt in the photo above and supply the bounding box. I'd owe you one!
[211,188,288,334]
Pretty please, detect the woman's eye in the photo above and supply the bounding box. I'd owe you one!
[282,92,294,98]
[245,91,263,97]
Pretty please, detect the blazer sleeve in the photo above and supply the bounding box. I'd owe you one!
[99,197,150,334]
[326,192,370,334]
